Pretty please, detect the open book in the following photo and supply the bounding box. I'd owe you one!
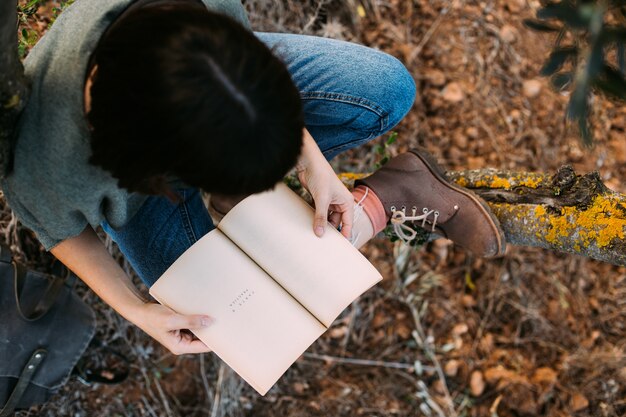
[149,183,382,395]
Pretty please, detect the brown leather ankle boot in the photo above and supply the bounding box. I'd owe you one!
[355,148,506,258]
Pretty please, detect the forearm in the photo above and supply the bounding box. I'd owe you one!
[50,225,212,355]
[50,226,146,323]
[294,128,355,238]
[296,128,326,173]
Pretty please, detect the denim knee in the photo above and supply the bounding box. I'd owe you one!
[338,51,415,137]
[374,54,416,132]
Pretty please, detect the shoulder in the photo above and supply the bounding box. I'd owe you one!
[199,0,250,29]
[24,0,134,72]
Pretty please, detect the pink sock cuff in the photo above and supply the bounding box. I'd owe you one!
[352,185,388,234]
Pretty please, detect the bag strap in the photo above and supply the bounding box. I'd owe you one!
[0,349,47,417]
[13,261,71,322]
[0,245,11,263]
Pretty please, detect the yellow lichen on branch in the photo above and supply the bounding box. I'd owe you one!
[540,195,626,249]
[341,166,626,266]
[337,172,367,184]
[490,193,626,265]
[450,170,547,190]
[451,167,626,266]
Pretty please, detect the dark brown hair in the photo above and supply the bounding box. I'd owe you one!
[87,2,304,196]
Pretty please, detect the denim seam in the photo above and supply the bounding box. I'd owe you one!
[321,131,378,157]
[178,191,198,245]
[301,91,390,132]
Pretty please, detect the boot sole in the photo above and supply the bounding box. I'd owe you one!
[408,147,506,257]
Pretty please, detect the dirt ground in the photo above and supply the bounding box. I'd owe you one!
[10,0,626,416]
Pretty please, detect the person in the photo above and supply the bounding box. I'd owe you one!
[2,0,504,355]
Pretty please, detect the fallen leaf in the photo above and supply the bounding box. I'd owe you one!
[523,79,542,98]
[571,393,589,412]
[470,370,486,396]
[462,295,477,307]
[506,0,525,12]
[445,359,460,377]
[395,323,412,339]
[452,323,469,336]
[484,366,516,384]
[500,24,518,43]
[532,367,558,385]
[442,82,465,103]
[329,326,347,338]
[426,69,446,87]
[293,382,308,395]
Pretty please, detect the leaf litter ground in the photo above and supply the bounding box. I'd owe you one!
[11,0,626,416]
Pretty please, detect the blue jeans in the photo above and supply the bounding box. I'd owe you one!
[102,33,416,287]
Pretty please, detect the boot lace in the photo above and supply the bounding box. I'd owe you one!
[390,205,440,244]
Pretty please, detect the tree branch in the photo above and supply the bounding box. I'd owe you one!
[338,165,626,266]
[0,0,28,178]
[448,166,626,266]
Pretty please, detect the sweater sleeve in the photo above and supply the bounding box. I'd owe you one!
[201,0,250,29]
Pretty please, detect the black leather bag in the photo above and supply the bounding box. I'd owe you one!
[0,246,96,416]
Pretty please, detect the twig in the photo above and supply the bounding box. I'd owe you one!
[302,352,435,372]
[340,301,359,356]
[152,371,175,417]
[200,353,214,408]
[506,299,555,328]
[301,0,331,34]
[391,240,457,415]
[476,115,505,163]
[406,301,459,417]
[472,263,505,351]
[138,362,162,410]
[140,395,159,417]
[210,363,226,417]
[417,380,448,417]
[408,0,452,65]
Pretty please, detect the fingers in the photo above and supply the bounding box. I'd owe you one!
[180,340,212,354]
[329,211,342,229]
[177,331,212,354]
[313,196,330,237]
[168,319,213,355]
[170,333,212,355]
[340,205,354,239]
[165,313,213,331]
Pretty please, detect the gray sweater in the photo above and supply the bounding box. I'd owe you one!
[1,0,249,250]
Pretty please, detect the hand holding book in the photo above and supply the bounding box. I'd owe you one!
[150,183,382,394]
[134,302,213,355]
[296,128,355,238]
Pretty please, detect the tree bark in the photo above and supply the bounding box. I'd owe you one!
[0,0,28,178]
[339,165,626,267]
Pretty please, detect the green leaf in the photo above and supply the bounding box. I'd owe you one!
[567,83,589,122]
[540,47,578,76]
[386,131,398,145]
[578,114,592,147]
[567,81,592,146]
[593,65,626,100]
[537,2,588,29]
[550,72,573,90]
[586,39,605,81]
[599,27,626,44]
[523,18,561,32]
